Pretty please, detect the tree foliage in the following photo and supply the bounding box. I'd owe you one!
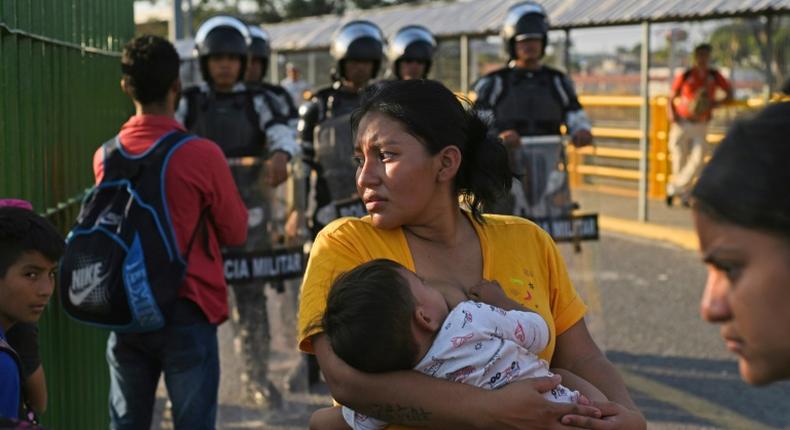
[708,16,789,87]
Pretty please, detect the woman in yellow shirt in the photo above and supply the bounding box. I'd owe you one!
[298,79,645,429]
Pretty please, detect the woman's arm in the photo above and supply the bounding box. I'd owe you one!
[313,334,600,429]
[551,320,646,429]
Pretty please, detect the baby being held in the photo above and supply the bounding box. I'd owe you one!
[310,259,606,430]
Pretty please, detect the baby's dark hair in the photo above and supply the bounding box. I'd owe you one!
[351,79,511,222]
[321,259,419,373]
[0,207,64,278]
[121,35,180,104]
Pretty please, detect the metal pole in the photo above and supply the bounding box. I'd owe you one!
[763,14,774,103]
[638,21,651,222]
[308,51,317,86]
[460,34,469,94]
[564,28,572,73]
[270,51,279,83]
[184,0,194,38]
[172,0,183,41]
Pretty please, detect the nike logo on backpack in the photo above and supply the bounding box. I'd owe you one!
[69,262,108,306]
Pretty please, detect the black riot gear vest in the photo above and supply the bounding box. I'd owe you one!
[183,88,265,158]
[493,69,564,136]
[182,87,267,191]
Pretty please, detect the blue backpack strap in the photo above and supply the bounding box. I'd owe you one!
[0,337,23,417]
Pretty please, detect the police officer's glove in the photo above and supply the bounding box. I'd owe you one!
[571,129,593,147]
[265,151,290,186]
[499,130,521,148]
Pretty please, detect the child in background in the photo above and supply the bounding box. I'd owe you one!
[0,202,63,419]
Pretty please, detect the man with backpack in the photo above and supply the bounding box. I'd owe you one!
[666,43,733,207]
[92,35,247,430]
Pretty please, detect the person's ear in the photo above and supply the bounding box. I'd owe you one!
[414,306,439,332]
[120,77,132,97]
[171,77,182,95]
[436,145,462,183]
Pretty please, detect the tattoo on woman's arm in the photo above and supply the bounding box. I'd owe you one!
[370,403,432,424]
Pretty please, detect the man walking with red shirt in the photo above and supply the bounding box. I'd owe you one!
[94,35,247,430]
[667,43,733,207]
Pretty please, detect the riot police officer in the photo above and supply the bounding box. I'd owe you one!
[287,20,384,392]
[474,1,592,218]
[176,15,299,409]
[245,24,299,124]
[298,19,384,236]
[388,25,436,80]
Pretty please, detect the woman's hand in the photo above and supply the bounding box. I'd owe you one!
[561,400,646,430]
[466,280,524,311]
[481,375,602,430]
[552,321,646,430]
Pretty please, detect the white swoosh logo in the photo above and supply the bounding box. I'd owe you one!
[69,272,109,306]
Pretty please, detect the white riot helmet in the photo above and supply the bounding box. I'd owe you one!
[501,1,550,59]
[194,15,251,83]
[388,25,436,79]
[330,20,385,79]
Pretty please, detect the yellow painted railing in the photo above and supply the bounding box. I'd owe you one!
[567,94,777,198]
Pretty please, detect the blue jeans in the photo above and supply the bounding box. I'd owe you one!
[107,322,219,430]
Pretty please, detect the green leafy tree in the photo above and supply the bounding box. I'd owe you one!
[708,16,789,89]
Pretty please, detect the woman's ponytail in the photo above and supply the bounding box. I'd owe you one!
[457,111,511,222]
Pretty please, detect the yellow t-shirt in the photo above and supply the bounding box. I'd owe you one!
[298,212,587,363]
[298,213,587,429]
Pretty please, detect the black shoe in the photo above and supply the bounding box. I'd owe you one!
[665,194,674,207]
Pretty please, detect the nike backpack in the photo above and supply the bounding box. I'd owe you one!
[59,131,202,332]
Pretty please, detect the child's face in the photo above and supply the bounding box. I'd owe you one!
[0,251,57,330]
[399,268,449,331]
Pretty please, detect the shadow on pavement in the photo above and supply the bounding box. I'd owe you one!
[607,350,790,429]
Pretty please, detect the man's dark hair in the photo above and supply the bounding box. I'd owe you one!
[694,43,712,54]
[0,207,64,278]
[320,259,419,373]
[121,35,180,104]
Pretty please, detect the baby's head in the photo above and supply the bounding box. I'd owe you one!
[321,259,449,373]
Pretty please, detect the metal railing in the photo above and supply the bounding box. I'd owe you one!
[1,1,134,428]
[566,94,776,199]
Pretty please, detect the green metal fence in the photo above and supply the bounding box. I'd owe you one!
[1,1,134,428]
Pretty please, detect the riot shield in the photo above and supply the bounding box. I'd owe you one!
[314,113,359,203]
[222,156,308,285]
[510,136,599,247]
